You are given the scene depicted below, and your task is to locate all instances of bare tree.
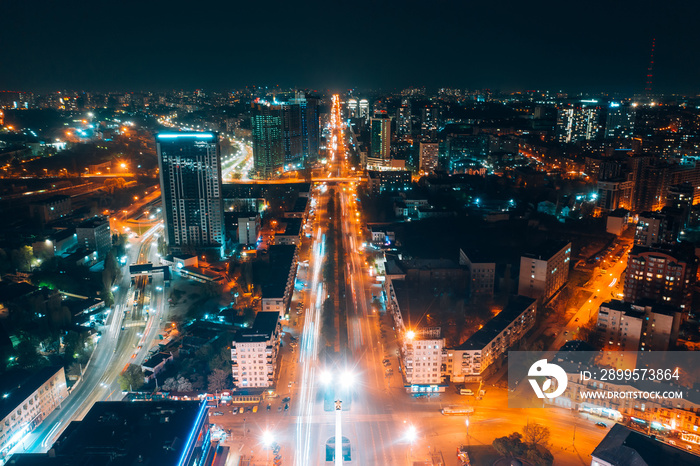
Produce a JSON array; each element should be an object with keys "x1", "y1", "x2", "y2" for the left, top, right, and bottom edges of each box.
[{"x1": 522, "y1": 421, "x2": 550, "y2": 447}]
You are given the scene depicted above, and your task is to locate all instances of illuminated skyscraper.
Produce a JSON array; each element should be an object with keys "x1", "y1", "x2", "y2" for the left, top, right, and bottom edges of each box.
[
  {"x1": 252, "y1": 103, "x2": 284, "y2": 178},
  {"x1": 556, "y1": 102, "x2": 601, "y2": 143},
  {"x1": 156, "y1": 132, "x2": 225, "y2": 255},
  {"x1": 347, "y1": 98, "x2": 358, "y2": 118},
  {"x1": 369, "y1": 113, "x2": 391, "y2": 167},
  {"x1": 359, "y1": 99, "x2": 369, "y2": 121},
  {"x1": 605, "y1": 102, "x2": 636, "y2": 139}
]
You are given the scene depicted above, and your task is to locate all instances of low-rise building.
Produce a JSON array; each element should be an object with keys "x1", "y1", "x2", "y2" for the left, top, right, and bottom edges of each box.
[
  {"x1": 29, "y1": 195, "x2": 72, "y2": 225},
  {"x1": 275, "y1": 218, "x2": 302, "y2": 245},
  {"x1": 0, "y1": 366, "x2": 68, "y2": 459},
  {"x1": 8, "y1": 400, "x2": 211, "y2": 466},
  {"x1": 449, "y1": 296, "x2": 537, "y2": 383},
  {"x1": 605, "y1": 209, "x2": 629, "y2": 236},
  {"x1": 230, "y1": 311, "x2": 281, "y2": 389},
  {"x1": 518, "y1": 241, "x2": 571, "y2": 302},
  {"x1": 283, "y1": 197, "x2": 308, "y2": 219},
  {"x1": 141, "y1": 351, "x2": 173, "y2": 382},
  {"x1": 75, "y1": 216, "x2": 112, "y2": 259},
  {"x1": 459, "y1": 247, "x2": 496, "y2": 297}
]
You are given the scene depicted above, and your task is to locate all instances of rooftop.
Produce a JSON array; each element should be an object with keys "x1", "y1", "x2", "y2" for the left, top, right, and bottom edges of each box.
[
  {"x1": 76, "y1": 216, "x2": 109, "y2": 230},
  {"x1": 592, "y1": 424, "x2": 700, "y2": 466},
  {"x1": 235, "y1": 311, "x2": 279, "y2": 343},
  {"x1": 522, "y1": 241, "x2": 570, "y2": 261},
  {"x1": 454, "y1": 296, "x2": 536, "y2": 351},
  {"x1": 9, "y1": 400, "x2": 208, "y2": 466},
  {"x1": 0, "y1": 366, "x2": 64, "y2": 421}
]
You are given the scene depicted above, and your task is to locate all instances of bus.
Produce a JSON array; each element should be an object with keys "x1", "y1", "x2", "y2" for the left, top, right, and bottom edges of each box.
[{"x1": 441, "y1": 406, "x2": 474, "y2": 415}]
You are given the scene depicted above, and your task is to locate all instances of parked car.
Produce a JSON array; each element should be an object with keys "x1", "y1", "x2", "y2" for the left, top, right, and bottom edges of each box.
[{"x1": 595, "y1": 422, "x2": 607, "y2": 428}]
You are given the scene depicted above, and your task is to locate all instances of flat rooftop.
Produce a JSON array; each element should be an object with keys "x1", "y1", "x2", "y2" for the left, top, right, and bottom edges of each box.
[
  {"x1": 9, "y1": 401, "x2": 208, "y2": 466},
  {"x1": 0, "y1": 366, "x2": 64, "y2": 421},
  {"x1": 454, "y1": 296, "x2": 536, "y2": 351},
  {"x1": 235, "y1": 311, "x2": 279, "y2": 343}
]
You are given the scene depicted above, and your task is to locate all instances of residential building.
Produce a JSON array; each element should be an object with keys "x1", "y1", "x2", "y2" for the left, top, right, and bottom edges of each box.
[
  {"x1": 596, "y1": 178, "x2": 634, "y2": 213},
  {"x1": 604, "y1": 102, "x2": 636, "y2": 139},
  {"x1": 459, "y1": 247, "x2": 496, "y2": 297},
  {"x1": 367, "y1": 170, "x2": 412, "y2": 194},
  {"x1": 156, "y1": 132, "x2": 225, "y2": 256},
  {"x1": 517, "y1": 242, "x2": 571, "y2": 301},
  {"x1": 275, "y1": 218, "x2": 302, "y2": 246},
  {"x1": 236, "y1": 212, "x2": 260, "y2": 246},
  {"x1": 230, "y1": 311, "x2": 281, "y2": 389},
  {"x1": 283, "y1": 197, "x2": 308, "y2": 219},
  {"x1": 606, "y1": 209, "x2": 630, "y2": 236},
  {"x1": 597, "y1": 299, "x2": 681, "y2": 353},
  {"x1": 75, "y1": 216, "x2": 111, "y2": 259},
  {"x1": 261, "y1": 245, "x2": 297, "y2": 315},
  {"x1": 556, "y1": 103, "x2": 601, "y2": 143},
  {"x1": 0, "y1": 366, "x2": 68, "y2": 459},
  {"x1": 8, "y1": 401, "x2": 211, "y2": 466},
  {"x1": 449, "y1": 296, "x2": 536, "y2": 382},
  {"x1": 347, "y1": 98, "x2": 358, "y2": 118},
  {"x1": 358, "y1": 99, "x2": 369, "y2": 121},
  {"x1": 251, "y1": 103, "x2": 284, "y2": 179},
  {"x1": 634, "y1": 210, "x2": 685, "y2": 247},
  {"x1": 385, "y1": 278, "x2": 446, "y2": 393},
  {"x1": 368, "y1": 114, "x2": 391, "y2": 168},
  {"x1": 624, "y1": 243, "x2": 697, "y2": 310},
  {"x1": 419, "y1": 141, "x2": 439, "y2": 174}
]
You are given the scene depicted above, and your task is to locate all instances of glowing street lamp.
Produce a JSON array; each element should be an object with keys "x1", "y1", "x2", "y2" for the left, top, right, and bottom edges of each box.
[{"x1": 406, "y1": 330, "x2": 415, "y2": 341}]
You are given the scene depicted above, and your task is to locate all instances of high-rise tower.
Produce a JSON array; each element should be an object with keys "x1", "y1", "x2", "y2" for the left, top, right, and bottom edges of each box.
[{"x1": 156, "y1": 132, "x2": 225, "y2": 255}]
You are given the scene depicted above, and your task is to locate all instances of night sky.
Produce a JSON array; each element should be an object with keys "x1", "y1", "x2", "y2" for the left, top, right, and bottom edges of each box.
[{"x1": 1, "y1": 0, "x2": 698, "y2": 94}]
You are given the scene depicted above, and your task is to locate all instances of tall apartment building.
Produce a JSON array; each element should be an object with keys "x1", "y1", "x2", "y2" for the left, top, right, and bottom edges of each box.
[
  {"x1": 0, "y1": 366, "x2": 68, "y2": 457},
  {"x1": 251, "y1": 103, "x2": 284, "y2": 179},
  {"x1": 517, "y1": 242, "x2": 571, "y2": 301},
  {"x1": 368, "y1": 114, "x2": 391, "y2": 168},
  {"x1": 556, "y1": 103, "x2": 601, "y2": 143},
  {"x1": 156, "y1": 132, "x2": 224, "y2": 255},
  {"x1": 230, "y1": 311, "x2": 281, "y2": 389},
  {"x1": 76, "y1": 216, "x2": 112, "y2": 259},
  {"x1": 604, "y1": 102, "x2": 636, "y2": 139},
  {"x1": 347, "y1": 98, "x2": 358, "y2": 118},
  {"x1": 358, "y1": 99, "x2": 369, "y2": 121},
  {"x1": 419, "y1": 141, "x2": 439, "y2": 174},
  {"x1": 237, "y1": 212, "x2": 260, "y2": 246},
  {"x1": 624, "y1": 243, "x2": 697, "y2": 310}
]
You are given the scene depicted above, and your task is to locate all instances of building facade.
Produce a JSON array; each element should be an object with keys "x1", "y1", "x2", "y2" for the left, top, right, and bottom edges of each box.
[
  {"x1": 517, "y1": 242, "x2": 571, "y2": 301},
  {"x1": 419, "y1": 141, "x2": 439, "y2": 174},
  {"x1": 251, "y1": 103, "x2": 284, "y2": 179},
  {"x1": 156, "y1": 132, "x2": 225, "y2": 255},
  {"x1": 76, "y1": 216, "x2": 112, "y2": 259},
  {"x1": 623, "y1": 244, "x2": 697, "y2": 311},
  {"x1": 230, "y1": 311, "x2": 281, "y2": 389},
  {"x1": 0, "y1": 366, "x2": 68, "y2": 460},
  {"x1": 449, "y1": 296, "x2": 536, "y2": 383}
]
